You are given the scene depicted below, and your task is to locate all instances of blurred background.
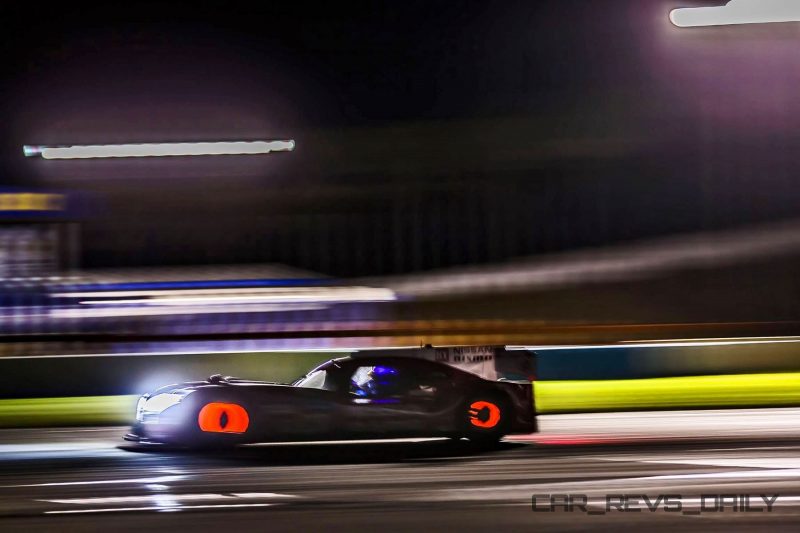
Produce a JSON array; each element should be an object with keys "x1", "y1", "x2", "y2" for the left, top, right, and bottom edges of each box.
[{"x1": 0, "y1": 0, "x2": 798, "y2": 417}]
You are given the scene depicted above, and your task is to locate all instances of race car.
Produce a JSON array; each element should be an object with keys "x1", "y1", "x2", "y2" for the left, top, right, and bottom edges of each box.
[{"x1": 124, "y1": 354, "x2": 536, "y2": 447}]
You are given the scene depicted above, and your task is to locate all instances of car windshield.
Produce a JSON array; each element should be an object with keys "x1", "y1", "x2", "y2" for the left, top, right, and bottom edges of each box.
[
  {"x1": 294, "y1": 369, "x2": 329, "y2": 389},
  {"x1": 292, "y1": 360, "x2": 341, "y2": 390}
]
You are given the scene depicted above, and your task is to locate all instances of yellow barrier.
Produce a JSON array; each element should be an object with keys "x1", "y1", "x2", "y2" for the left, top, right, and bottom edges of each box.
[
  {"x1": 535, "y1": 373, "x2": 800, "y2": 413},
  {"x1": 0, "y1": 396, "x2": 137, "y2": 428}
]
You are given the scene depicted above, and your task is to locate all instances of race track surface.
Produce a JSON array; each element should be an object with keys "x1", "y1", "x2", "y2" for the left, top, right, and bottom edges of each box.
[{"x1": 3, "y1": 409, "x2": 800, "y2": 532}]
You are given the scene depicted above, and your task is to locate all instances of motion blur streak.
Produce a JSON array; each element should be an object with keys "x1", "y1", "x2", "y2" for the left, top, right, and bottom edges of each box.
[
  {"x1": 509, "y1": 336, "x2": 800, "y2": 350},
  {"x1": 525, "y1": 408, "x2": 800, "y2": 443},
  {"x1": 42, "y1": 494, "x2": 233, "y2": 505},
  {"x1": 22, "y1": 140, "x2": 295, "y2": 159},
  {"x1": 76, "y1": 289, "x2": 397, "y2": 305},
  {"x1": 50, "y1": 285, "x2": 396, "y2": 317},
  {"x1": 533, "y1": 374, "x2": 800, "y2": 413},
  {"x1": 55, "y1": 286, "x2": 396, "y2": 301},
  {"x1": 671, "y1": 0, "x2": 800, "y2": 28},
  {"x1": 623, "y1": 336, "x2": 800, "y2": 343},
  {"x1": 387, "y1": 218, "x2": 800, "y2": 297},
  {"x1": 5, "y1": 475, "x2": 185, "y2": 488},
  {"x1": 45, "y1": 504, "x2": 275, "y2": 514},
  {"x1": 0, "y1": 348, "x2": 358, "y2": 360},
  {"x1": 52, "y1": 304, "x2": 329, "y2": 318}
]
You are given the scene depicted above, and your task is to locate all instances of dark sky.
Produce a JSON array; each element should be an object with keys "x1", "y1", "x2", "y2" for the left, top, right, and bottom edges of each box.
[
  {"x1": 1, "y1": 1, "x2": 799, "y2": 276},
  {"x1": 0, "y1": 1, "x2": 636, "y2": 137}
]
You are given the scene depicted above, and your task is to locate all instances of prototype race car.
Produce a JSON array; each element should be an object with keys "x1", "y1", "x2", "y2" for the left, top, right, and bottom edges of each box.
[{"x1": 124, "y1": 355, "x2": 536, "y2": 447}]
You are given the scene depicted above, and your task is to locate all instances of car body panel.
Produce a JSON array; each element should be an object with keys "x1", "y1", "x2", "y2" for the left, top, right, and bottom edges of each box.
[{"x1": 126, "y1": 355, "x2": 536, "y2": 446}]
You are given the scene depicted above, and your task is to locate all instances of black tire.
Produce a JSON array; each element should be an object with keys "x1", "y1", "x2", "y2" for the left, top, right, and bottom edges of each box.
[{"x1": 460, "y1": 394, "x2": 509, "y2": 446}]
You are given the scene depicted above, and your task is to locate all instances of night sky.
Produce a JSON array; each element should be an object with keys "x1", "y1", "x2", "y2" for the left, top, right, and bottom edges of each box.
[{"x1": 1, "y1": 1, "x2": 799, "y2": 276}]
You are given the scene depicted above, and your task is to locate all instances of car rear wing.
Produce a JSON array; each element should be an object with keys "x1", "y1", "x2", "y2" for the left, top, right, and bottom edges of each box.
[{"x1": 356, "y1": 345, "x2": 536, "y2": 383}]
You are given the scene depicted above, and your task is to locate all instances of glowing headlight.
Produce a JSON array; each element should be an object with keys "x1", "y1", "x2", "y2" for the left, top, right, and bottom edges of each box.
[
  {"x1": 137, "y1": 389, "x2": 195, "y2": 422},
  {"x1": 135, "y1": 395, "x2": 148, "y2": 421}
]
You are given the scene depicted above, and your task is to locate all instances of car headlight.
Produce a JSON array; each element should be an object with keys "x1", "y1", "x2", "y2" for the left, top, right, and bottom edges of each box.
[
  {"x1": 137, "y1": 389, "x2": 195, "y2": 422},
  {"x1": 135, "y1": 395, "x2": 148, "y2": 421}
]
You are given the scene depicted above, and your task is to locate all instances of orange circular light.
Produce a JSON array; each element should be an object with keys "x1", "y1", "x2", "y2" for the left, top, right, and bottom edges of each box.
[
  {"x1": 198, "y1": 403, "x2": 250, "y2": 433},
  {"x1": 469, "y1": 401, "x2": 501, "y2": 429}
]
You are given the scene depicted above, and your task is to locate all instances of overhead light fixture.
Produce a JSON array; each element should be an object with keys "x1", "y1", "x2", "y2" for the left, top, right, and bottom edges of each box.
[
  {"x1": 52, "y1": 286, "x2": 396, "y2": 303},
  {"x1": 670, "y1": 0, "x2": 800, "y2": 28},
  {"x1": 23, "y1": 140, "x2": 295, "y2": 160}
]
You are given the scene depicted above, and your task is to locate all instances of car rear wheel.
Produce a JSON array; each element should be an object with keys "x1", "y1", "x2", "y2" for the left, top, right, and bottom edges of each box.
[{"x1": 461, "y1": 395, "x2": 508, "y2": 446}]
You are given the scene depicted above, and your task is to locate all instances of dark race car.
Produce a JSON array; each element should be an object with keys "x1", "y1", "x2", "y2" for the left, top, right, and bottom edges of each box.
[{"x1": 124, "y1": 355, "x2": 537, "y2": 448}]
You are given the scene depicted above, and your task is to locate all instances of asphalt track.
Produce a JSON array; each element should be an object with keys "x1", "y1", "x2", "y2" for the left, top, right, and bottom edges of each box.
[{"x1": 3, "y1": 409, "x2": 800, "y2": 531}]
